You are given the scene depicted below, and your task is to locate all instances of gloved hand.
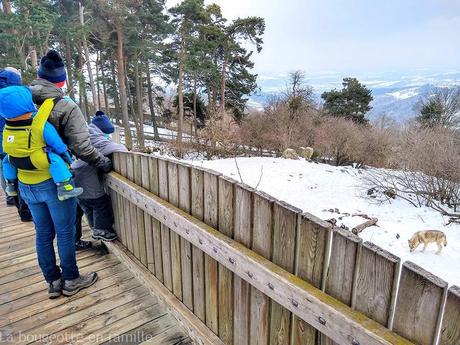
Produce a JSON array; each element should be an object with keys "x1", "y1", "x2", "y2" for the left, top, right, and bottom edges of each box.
[
  {"x1": 61, "y1": 151, "x2": 74, "y2": 165},
  {"x1": 95, "y1": 156, "x2": 113, "y2": 173}
]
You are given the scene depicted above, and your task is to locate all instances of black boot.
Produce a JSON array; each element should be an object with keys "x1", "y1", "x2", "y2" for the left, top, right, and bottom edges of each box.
[{"x1": 75, "y1": 239, "x2": 93, "y2": 251}]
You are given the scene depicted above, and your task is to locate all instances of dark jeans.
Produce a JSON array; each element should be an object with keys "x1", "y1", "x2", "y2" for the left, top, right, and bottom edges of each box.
[
  {"x1": 78, "y1": 194, "x2": 114, "y2": 231},
  {"x1": 19, "y1": 179, "x2": 79, "y2": 282},
  {"x1": 13, "y1": 189, "x2": 32, "y2": 220},
  {"x1": 75, "y1": 203, "x2": 84, "y2": 242}
]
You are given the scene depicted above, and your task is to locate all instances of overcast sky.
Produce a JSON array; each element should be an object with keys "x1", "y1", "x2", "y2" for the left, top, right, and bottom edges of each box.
[{"x1": 166, "y1": 0, "x2": 460, "y2": 77}]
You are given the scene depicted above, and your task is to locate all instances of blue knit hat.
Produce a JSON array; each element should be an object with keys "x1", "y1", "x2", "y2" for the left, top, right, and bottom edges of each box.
[
  {"x1": 0, "y1": 86, "x2": 36, "y2": 119},
  {"x1": 0, "y1": 69, "x2": 21, "y2": 89},
  {"x1": 92, "y1": 110, "x2": 114, "y2": 134},
  {"x1": 38, "y1": 50, "x2": 67, "y2": 85}
]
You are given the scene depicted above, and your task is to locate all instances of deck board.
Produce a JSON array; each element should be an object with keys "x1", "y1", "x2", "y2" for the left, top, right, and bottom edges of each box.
[{"x1": 0, "y1": 195, "x2": 195, "y2": 345}]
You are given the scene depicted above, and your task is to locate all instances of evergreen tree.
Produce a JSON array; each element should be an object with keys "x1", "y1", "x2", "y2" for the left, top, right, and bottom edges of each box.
[
  {"x1": 321, "y1": 78, "x2": 373, "y2": 124},
  {"x1": 416, "y1": 87, "x2": 460, "y2": 128}
]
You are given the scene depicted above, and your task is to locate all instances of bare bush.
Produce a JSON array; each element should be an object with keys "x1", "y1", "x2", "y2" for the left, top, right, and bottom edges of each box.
[
  {"x1": 312, "y1": 117, "x2": 393, "y2": 167},
  {"x1": 364, "y1": 126, "x2": 460, "y2": 223}
]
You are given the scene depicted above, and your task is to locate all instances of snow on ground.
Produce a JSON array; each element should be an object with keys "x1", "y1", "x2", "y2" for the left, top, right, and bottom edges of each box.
[{"x1": 174, "y1": 156, "x2": 460, "y2": 286}]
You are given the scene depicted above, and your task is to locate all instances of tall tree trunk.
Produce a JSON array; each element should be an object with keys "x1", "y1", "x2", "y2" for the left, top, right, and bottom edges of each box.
[
  {"x1": 79, "y1": 2, "x2": 98, "y2": 112},
  {"x1": 29, "y1": 48, "x2": 38, "y2": 70},
  {"x1": 95, "y1": 51, "x2": 102, "y2": 109},
  {"x1": 125, "y1": 60, "x2": 136, "y2": 129},
  {"x1": 64, "y1": 35, "x2": 75, "y2": 99},
  {"x1": 219, "y1": 54, "x2": 228, "y2": 114},
  {"x1": 134, "y1": 59, "x2": 145, "y2": 149},
  {"x1": 146, "y1": 62, "x2": 160, "y2": 141},
  {"x1": 193, "y1": 76, "x2": 198, "y2": 138},
  {"x1": 109, "y1": 57, "x2": 121, "y2": 124},
  {"x1": 177, "y1": 37, "x2": 186, "y2": 144},
  {"x1": 2, "y1": 0, "x2": 12, "y2": 13},
  {"x1": 115, "y1": 26, "x2": 132, "y2": 149},
  {"x1": 100, "y1": 52, "x2": 109, "y2": 111},
  {"x1": 77, "y1": 44, "x2": 89, "y2": 121}
]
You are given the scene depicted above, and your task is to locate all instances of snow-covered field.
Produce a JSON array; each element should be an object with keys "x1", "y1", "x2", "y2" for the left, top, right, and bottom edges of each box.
[{"x1": 173, "y1": 156, "x2": 460, "y2": 286}]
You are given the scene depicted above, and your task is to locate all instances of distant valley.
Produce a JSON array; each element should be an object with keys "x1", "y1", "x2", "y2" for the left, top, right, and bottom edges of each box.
[{"x1": 250, "y1": 70, "x2": 460, "y2": 123}]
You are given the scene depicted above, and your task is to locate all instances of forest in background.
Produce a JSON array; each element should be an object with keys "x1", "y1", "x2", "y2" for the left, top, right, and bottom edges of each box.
[{"x1": 0, "y1": 0, "x2": 265, "y2": 149}]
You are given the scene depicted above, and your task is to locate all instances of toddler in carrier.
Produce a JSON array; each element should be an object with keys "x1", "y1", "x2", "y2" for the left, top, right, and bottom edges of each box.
[{"x1": 0, "y1": 86, "x2": 83, "y2": 201}]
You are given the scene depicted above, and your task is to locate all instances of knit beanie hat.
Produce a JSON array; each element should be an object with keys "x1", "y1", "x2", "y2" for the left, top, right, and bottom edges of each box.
[
  {"x1": 0, "y1": 86, "x2": 36, "y2": 119},
  {"x1": 38, "y1": 50, "x2": 67, "y2": 87},
  {"x1": 92, "y1": 110, "x2": 115, "y2": 134},
  {"x1": 0, "y1": 68, "x2": 21, "y2": 89}
]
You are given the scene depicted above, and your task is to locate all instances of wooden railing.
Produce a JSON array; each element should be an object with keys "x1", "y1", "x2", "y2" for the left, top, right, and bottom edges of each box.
[{"x1": 106, "y1": 152, "x2": 460, "y2": 345}]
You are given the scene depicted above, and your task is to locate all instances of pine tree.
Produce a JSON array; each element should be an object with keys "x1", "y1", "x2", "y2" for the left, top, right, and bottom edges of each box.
[{"x1": 321, "y1": 78, "x2": 373, "y2": 124}]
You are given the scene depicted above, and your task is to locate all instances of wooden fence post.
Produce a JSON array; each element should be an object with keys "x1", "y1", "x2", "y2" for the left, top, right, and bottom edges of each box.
[
  {"x1": 203, "y1": 170, "x2": 220, "y2": 335},
  {"x1": 250, "y1": 191, "x2": 275, "y2": 345},
  {"x1": 440, "y1": 285, "x2": 460, "y2": 345},
  {"x1": 233, "y1": 183, "x2": 254, "y2": 345},
  {"x1": 292, "y1": 213, "x2": 331, "y2": 344},
  {"x1": 269, "y1": 201, "x2": 301, "y2": 345},
  {"x1": 158, "y1": 159, "x2": 173, "y2": 291},
  {"x1": 191, "y1": 167, "x2": 206, "y2": 322},
  {"x1": 352, "y1": 242, "x2": 400, "y2": 328},
  {"x1": 217, "y1": 176, "x2": 236, "y2": 344},
  {"x1": 178, "y1": 163, "x2": 194, "y2": 311},
  {"x1": 393, "y1": 261, "x2": 448, "y2": 345},
  {"x1": 323, "y1": 226, "x2": 362, "y2": 345}
]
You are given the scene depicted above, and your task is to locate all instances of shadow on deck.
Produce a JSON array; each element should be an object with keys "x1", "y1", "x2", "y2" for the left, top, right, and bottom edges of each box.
[{"x1": 0, "y1": 195, "x2": 194, "y2": 345}]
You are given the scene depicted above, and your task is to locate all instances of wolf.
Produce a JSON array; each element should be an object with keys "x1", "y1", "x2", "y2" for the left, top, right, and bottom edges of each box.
[{"x1": 408, "y1": 230, "x2": 447, "y2": 254}]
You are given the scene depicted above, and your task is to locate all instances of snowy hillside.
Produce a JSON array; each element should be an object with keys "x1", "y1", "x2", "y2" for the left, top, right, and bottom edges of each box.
[
  {"x1": 175, "y1": 156, "x2": 460, "y2": 286},
  {"x1": 251, "y1": 70, "x2": 460, "y2": 122}
]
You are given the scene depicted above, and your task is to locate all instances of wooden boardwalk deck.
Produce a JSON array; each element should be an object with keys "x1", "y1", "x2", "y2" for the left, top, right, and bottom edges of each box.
[{"x1": 0, "y1": 195, "x2": 195, "y2": 345}]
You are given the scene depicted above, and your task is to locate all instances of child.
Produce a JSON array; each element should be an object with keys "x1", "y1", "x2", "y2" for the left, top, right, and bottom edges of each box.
[
  {"x1": 72, "y1": 110, "x2": 127, "y2": 241},
  {"x1": 0, "y1": 86, "x2": 83, "y2": 201}
]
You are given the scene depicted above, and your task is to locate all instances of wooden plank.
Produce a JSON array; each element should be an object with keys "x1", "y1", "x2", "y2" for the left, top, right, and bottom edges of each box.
[
  {"x1": 250, "y1": 191, "x2": 275, "y2": 345},
  {"x1": 178, "y1": 163, "x2": 194, "y2": 311},
  {"x1": 106, "y1": 173, "x2": 414, "y2": 345},
  {"x1": 393, "y1": 261, "x2": 448, "y2": 345},
  {"x1": 191, "y1": 167, "x2": 206, "y2": 322},
  {"x1": 104, "y1": 237, "x2": 225, "y2": 345},
  {"x1": 217, "y1": 176, "x2": 236, "y2": 345},
  {"x1": 127, "y1": 154, "x2": 141, "y2": 259},
  {"x1": 120, "y1": 155, "x2": 133, "y2": 251},
  {"x1": 203, "y1": 169, "x2": 219, "y2": 335},
  {"x1": 323, "y1": 227, "x2": 362, "y2": 345},
  {"x1": 114, "y1": 315, "x2": 178, "y2": 345},
  {"x1": 270, "y1": 201, "x2": 300, "y2": 345},
  {"x1": 141, "y1": 155, "x2": 155, "y2": 273},
  {"x1": 325, "y1": 227, "x2": 362, "y2": 305},
  {"x1": 48, "y1": 296, "x2": 158, "y2": 345},
  {"x1": 116, "y1": 152, "x2": 128, "y2": 246},
  {"x1": 292, "y1": 213, "x2": 331, "y2": 345},
  {"x1": 138, "y1": 324, "x2": 190, "y2": 345},
  {"x1": 168, "y1": 161, "x2": 183, "y2": 301},
  {"x1": 232, "y1": 183, "x2": 254, "y2": 345},
  {"x1": 353, "y1": 241, "x2": 400, "y2": 328},
  {"x1": 134, "y1": 153, "x2": 148, "y2": 266},
  {"x1": 8, "y1": 274, "x2": 144, "y2": 335},
  {"x1": 158, "y1": 159, "x2": 173, "y2": 291},
  {"x1": 440, "y1": 285, "x2": 460, "y2": 345},
  {"x1": 148, "y1": 157, "x2": 163, "y2": 281},
  {"x1": 2, "y1": 266, "x2": 130, "y2": 326}
]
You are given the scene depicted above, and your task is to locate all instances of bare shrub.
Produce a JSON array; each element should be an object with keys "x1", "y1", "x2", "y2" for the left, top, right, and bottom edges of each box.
[
  {"x1": 364, "y1": 126, "x2": 460, "y2": 222},
  {"x1": 239, "y1": 101, "x2": 319, "y2": 153}
]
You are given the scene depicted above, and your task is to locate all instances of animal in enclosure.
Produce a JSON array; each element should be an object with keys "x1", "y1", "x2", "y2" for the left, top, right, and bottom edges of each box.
[
  {"x1": 408, "y1": 230, "x2": 447, "y2": 254},
  {"x1": 282, "y1": 148, "x2": 299, "y2": 159},
  {"x1": 297, "y1": 146, "x2": 314, "y2": 159}
]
